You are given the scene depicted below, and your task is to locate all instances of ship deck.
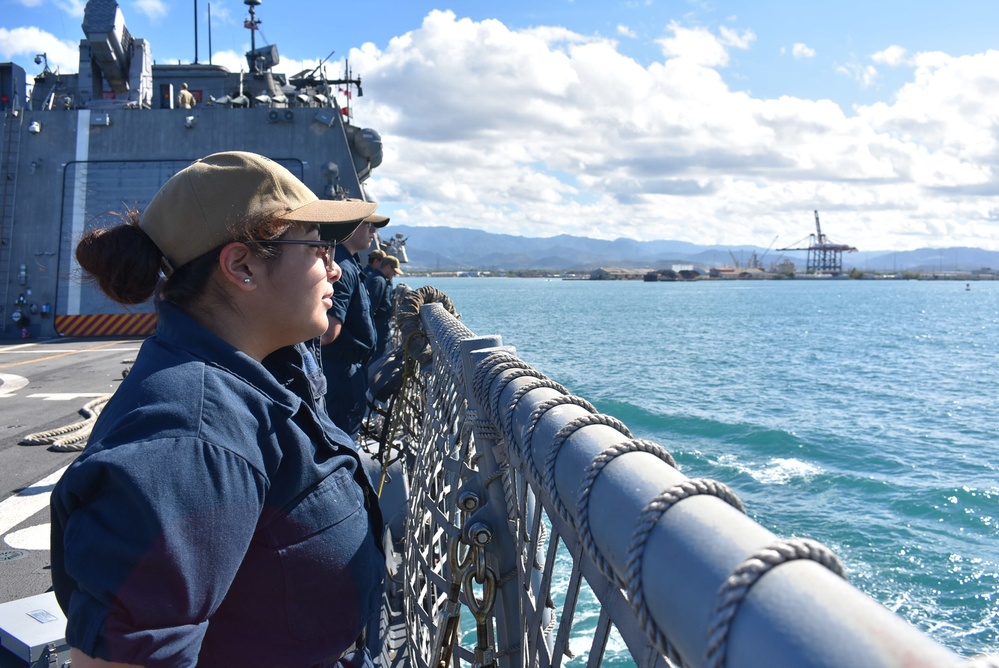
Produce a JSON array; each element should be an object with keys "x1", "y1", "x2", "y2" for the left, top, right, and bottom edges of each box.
[
  {"x1": 0, "y1": 338, "x2": 139, "y2": 666},
  {"x1": 0, "y1": 338, "x2": 411, "y2": 668}
]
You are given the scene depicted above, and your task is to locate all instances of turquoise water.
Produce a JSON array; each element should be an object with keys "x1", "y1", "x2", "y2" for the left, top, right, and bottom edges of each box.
[{"x1": 405, "y1": 276, "x2": 999, "y2": 658}]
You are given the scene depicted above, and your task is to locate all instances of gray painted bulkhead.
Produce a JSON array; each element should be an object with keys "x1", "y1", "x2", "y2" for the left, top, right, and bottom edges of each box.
[
  {"x1": 1, "y1": 99, "x2": 371, "y2": 338},
  {"x1": 1, "y1": 0, "x2": 380, "y2": 338}
]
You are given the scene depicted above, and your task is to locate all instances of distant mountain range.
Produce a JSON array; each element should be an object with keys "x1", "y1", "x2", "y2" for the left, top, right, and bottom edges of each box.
[{"x1": 387, "y1": 225, "x2": 999, "y2": 273}]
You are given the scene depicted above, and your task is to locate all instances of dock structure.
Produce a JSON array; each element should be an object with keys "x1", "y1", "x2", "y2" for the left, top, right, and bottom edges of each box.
[{"x1": 778, "y1": 210, "x2": 857, "y2": 275}]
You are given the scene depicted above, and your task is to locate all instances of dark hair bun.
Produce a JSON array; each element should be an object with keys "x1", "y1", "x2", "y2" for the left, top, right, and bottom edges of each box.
[{"x1": 76, "y1": 218, "x2": 162, "y2": 305}]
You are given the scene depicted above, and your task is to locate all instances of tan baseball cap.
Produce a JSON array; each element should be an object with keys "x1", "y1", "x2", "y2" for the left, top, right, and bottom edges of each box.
[
  {"x1": 141, "y1": 151, "x2": 377, "y2": 272},
  {"x1": 383, "y1": 255, "x2": 403, "y2": 274},
  {"x1": 364, "y1": 214, "x2": 390, "y2": 228}
]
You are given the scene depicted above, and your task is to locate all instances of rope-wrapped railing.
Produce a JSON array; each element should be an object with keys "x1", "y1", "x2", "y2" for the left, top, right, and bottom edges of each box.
[{"x1": 398, "y1": 295, "x2": 984, "y2": 668}]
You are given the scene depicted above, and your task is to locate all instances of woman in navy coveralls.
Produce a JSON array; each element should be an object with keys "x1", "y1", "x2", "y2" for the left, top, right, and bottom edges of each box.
[{"x1": 50, "y1": 152, "x2": 385, "y2": 668}]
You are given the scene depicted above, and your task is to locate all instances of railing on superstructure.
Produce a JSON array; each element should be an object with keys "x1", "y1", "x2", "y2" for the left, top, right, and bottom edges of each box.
[{"x1": 375, "y1": 285, "x2": 982, "y2": 668}]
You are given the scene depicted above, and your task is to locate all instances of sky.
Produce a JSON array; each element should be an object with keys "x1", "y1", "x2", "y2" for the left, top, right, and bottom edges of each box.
[{"x1": 4, "y1": 0, "x2": 999, "y2": 251}]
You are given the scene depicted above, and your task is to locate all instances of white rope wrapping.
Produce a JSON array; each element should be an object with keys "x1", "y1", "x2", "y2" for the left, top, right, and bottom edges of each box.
[
  {"x1": 502, "y1": 378, "x2": 568, "y2": 453},
  {"x1": 471, "y1": 351, "x2": 527, "y2": 417},
  {"x1": 542, "y1": 413, "x2": 632, "y2": 524},
  {"x1": 576, "y1": 439, "x2": 678, "y2": 587},
  {"x1": 704, "y1": 538, "x2": 846, "y2": 668},
  {"x1": 488, "y1": 367, "x2": 548, "y2": 421},
  {"x1": 521, "y1": 395, "x2": 596, "y2": 484},
  {"x1": 625, "y1": 478, "x2": 745, "y2": 664}
]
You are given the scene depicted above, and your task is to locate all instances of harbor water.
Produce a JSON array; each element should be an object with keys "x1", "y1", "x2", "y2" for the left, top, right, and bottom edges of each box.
[{"x1": 403, "y1": 276, "x2": 998, "y2": 660}]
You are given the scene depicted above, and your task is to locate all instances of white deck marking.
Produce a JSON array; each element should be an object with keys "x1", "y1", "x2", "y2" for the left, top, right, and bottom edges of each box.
[
  {"x1": 0, "y1": 347, "x2": 142, "y2": 355},
  {"x1": 5, "y1": 524, "x2": 50, "y2": 551},
  {"x1": 0, "y1": 373, "x2": 29, "y2": 397},
  {"x1": 0, "y1": 343, "x2": 39, "y2": 352},
  {"x1": 0, "y1": 466, "x2": 69, "y2": 540},
  {"x1": 27, "y1": 393, "x2": 110, "y2": 401}
]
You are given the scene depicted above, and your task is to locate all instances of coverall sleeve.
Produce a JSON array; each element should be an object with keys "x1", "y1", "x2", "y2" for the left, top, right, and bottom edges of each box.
[{"x1": 53, "y1": 438, "x2": 266, "y2": 667}]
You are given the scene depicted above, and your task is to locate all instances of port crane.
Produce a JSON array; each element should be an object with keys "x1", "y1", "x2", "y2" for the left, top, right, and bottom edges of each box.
[
  {"x1": 758, "y1": 235, "x2": 779, "y2": 269},
  {"x1": 778, "y1": 211, "x2": 857, "y2": 274}
]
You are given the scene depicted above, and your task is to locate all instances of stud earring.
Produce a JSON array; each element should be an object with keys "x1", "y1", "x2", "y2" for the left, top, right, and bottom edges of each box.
[{"x1": 243, "y1": 278, "x2": 251, "y2": 284}]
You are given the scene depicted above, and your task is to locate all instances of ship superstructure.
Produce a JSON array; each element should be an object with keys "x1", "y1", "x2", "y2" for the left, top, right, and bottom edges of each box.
[{"x1": 0, "y1": 0, "x2": 383, "y2": 338}]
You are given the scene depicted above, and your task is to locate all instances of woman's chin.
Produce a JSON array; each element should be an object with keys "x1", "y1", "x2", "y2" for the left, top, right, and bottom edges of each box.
[{"x1": 310, "y1": 317, "x2": 330, "y2": 339}]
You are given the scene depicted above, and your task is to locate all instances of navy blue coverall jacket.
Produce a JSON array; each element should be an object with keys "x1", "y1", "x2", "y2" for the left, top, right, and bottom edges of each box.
[
  {"x1": 321, "y1": 245, "x2": 376, "y2": 437},
  {"x1": 51, "y1": 302, "x2": 385, "y2": 667}
]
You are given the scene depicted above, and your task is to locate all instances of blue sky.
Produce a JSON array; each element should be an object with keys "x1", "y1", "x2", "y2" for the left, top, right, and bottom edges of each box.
[{"x1": 4, "y1": 0, "x2": 999, "y2": 251}]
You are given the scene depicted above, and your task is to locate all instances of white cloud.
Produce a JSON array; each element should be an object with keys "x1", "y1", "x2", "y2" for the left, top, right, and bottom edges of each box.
[
  {"x1": 656, "y1": 22, "x2": 731, "y2": 68},
  {"x1": 617, "y1": 24, "x2": 637, "y2": 39},
  {"x1": 836, "y1": 61, "x2": 878, "y2": 88},
  {"x1": 7, "y1": 11, "x2": 999, "y2": 251},
  {"x1": 791, "y1": 43, "x2": 815, "y2": 59},
  {"x1": 348, "y1": 13, "x2": 999, "y2": 251},
  {"x1": 208, "y1": 49, "x2": 245, "y2": 72},
  {"x1": 0, "y1": 27, "x2": 78, "y2": 73},
  {"x1": 871, "y1": 45, "x2": 908, "y2": 66},
  {"x1": 208, "y1": 3, "x2": 233, "y2": 26},
  {"x1": 134, "y1": 0, "x2": 168, "y2": 21},
  {"x1": 860, "y1": 50, "x2": 999, "y2": 168},
  {"x1": 54, "y1": 0, "x2": 85, "y2": 17},
  {"x1": 718, "y1": 25, "x2": 755, "y2": 50}
]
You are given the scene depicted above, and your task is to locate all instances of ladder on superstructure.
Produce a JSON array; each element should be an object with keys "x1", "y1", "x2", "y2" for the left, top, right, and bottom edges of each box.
[{"x1": 0, "y1": 106, "x2": 24, "y2": 333}]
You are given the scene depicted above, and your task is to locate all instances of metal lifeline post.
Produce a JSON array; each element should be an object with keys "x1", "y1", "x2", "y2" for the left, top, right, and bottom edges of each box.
[
  {"x1": 413, "y1": 304, "x2": 524, "y2": 668},
  {"x1": 467, "y1": 348, "x2": 558, "y2": 666},
  {"x1": 505, "y1": 450, "x2": 553, "y2": 663},
  {"x1": 459, "y1": 337, "x2": 524, "y2": 668}
]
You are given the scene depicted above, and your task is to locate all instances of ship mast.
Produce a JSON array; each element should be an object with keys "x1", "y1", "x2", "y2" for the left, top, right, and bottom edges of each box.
[
  {"x1": 244, "y1": 0, "x2": 261, "y2": 55},
  {"x1": 193, "y1": 0, "x2": 199, "y2": 64},
  {"x1": 208, "y1": 2, "x2": 213, "y2": 65}
]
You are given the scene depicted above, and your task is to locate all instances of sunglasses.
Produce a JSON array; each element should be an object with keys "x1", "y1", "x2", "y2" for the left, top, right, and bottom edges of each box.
[{"x1": 254, "y1": 239, "x2": 337, "y2": 271}]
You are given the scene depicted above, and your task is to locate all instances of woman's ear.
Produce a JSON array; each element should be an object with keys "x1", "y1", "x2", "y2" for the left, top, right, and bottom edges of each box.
[{"x1": 218, "y1": 241, "x2": 260, "y2": 290}]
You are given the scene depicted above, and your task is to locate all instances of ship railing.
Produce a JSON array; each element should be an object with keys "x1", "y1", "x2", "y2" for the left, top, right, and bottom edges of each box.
[{"x1": 381, "y1": 286, "x2": 976, "y2": 668}]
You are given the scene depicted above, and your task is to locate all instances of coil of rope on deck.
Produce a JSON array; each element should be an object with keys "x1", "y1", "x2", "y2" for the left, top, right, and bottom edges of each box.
[{"x1": 19, "y1": 394, "x2": 112, "y2": 451}]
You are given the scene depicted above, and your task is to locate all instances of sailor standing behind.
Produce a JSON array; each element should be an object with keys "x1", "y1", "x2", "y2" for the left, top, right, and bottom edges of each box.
[
  {"x1": 363, "y1": 247, "x2": 386, "y2": 283},
  {"x1": 321, "y1": 214, "x2": 388, "y2": 438},
  {"x1": 50, "y1": 151, "x2": 385, "y2": 668},
  {"x1": 177, "y1": 82, "x2": 196, "y2": 109},
  {"x1": 365, "y1": 254, "x2": 403, "y2": 362}
]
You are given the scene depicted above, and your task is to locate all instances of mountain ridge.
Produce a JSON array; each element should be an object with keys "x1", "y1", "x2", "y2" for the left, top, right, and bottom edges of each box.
[{"x1": 386, "y1": 225, "x2": 999, "y2": 273}]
